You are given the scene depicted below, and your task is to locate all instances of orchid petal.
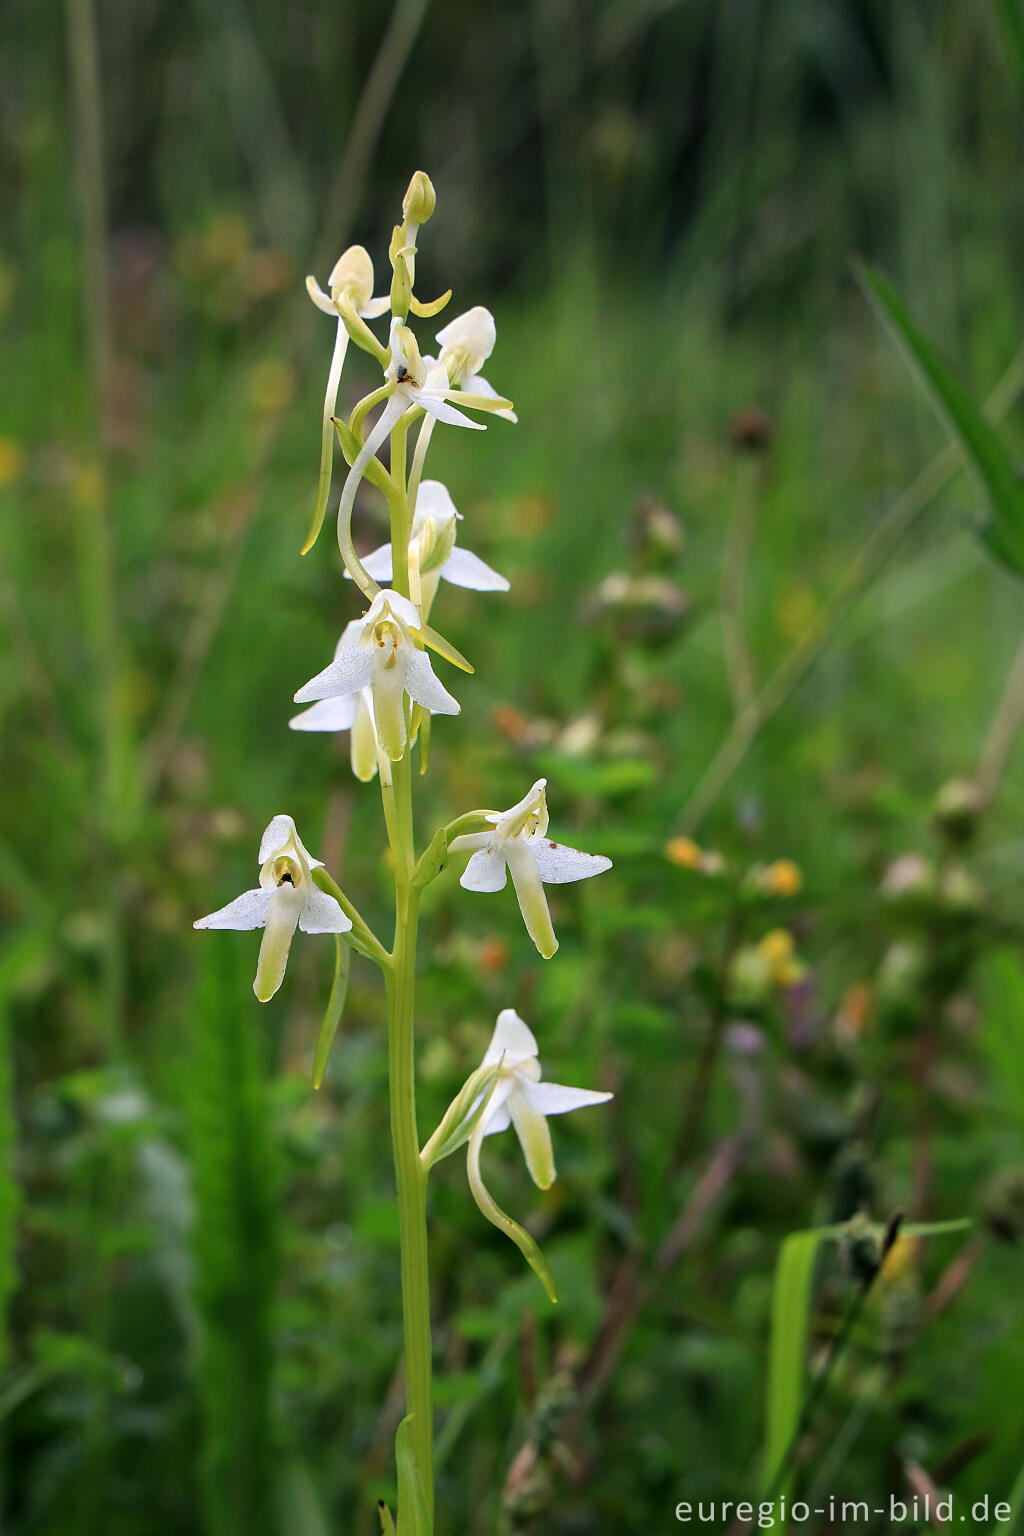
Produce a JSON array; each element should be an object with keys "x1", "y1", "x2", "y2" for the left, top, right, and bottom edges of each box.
[
  {"x1": 436, "y1": 306, "x2": 496, "y2": 371},
  {"x1": 259, "y1": 814, "x2": 299, "y2": 863},
  {"x1": 460, "y1": 848, "x2": 508, "y2": 893},
  {"x1": 289, "y1": 695, "x2": 360, "y2": 733},
  {"x1": 193, "y1": 888, "x2": 271, "y2": 931},
  {"x1": 369, "y1": 656, "x2": 409, "y2": 762},
  {"x1": 527, "y1": 841, "x2": 612, "y2": 885},
  {"x1": 414, "y1": 479, "x2": 460, "y2": 524},
  {"x1": 463, "y1": 370, "x2": 518, "y2": 423},
  {"x1": 484, "y1": 1009, "x2": 539, "y2": 1067},
  {"x1": 361, "y1": 295, "x2": 391, "y2": 319},
  {"x1": 253, "y1": 885, "x2": 303, "y2": 1001},
  {"x1": 403, "y1": 648, "x2": 460, "y2": 716},
  {"x1": 441, "y1": 546, "x2": 510, "y2": 592},
  {"x1": 417, "y1": 393, "x2": 486, "y2": 429},
  {"x1": 293, "y1": 646, "x2": 372, "y2": 704},
  {"x1": 299, "y1": 888, "x2": 353, "y2": 935},
  {"x1": 508, "y1": 1090, "x2": 556, "y2": 1189},
  {"x1": 520, "y1": 1081, "x2": 614, "y2": 1117},
  {"x1": 305, "y1": 275, "x2": 336, "y2": 316},
  {"x1": 506, "y1": 840, "x2": 558, "y2": 958},
  {"x1": 343, "y1": 543, "x2": 393, "y2": 582},
  {"x1": 351, "y1": 691, "x2": 380, "y2": 782},
  {"x1": 481, "y1": 1104, "x2": 512, "y2": 1136}
]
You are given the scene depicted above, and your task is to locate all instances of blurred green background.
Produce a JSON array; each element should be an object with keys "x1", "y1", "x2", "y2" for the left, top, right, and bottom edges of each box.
[{"x1": 4, "y1": 0, "x2": 1024, "y2": 1531}]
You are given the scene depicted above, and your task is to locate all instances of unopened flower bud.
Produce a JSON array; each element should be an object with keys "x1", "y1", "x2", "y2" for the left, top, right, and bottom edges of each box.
[
  {"x1": 880, "y1": 853, "x2": 937, "y2": 911},
  {"x1": 875, "y1": 940, "x2": 927, "y2": 1031},
  {"x1": 838, "y1": 1211, "x2": 882, "y2": 1284},
  {"x1": 403, "y1": 170, "x2": 436, "y2": 228},
  {"x1": 932, "y1": 776, "x2": 984, "y2": 844},
  {"x1": 938, "y1": 862, "x2": 981, "y2": 918},
  {"x1": 728, "y1": 945, "x2": 773, "y2": 1008}
]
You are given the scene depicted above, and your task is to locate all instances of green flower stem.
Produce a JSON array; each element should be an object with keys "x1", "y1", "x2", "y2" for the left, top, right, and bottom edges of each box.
[
  {"x1": 385, "y1": 845, "x2": 432, "y2": 1521},
  {"x1": 380, "y1": 408, "x2": 434, "y2": 1522}
]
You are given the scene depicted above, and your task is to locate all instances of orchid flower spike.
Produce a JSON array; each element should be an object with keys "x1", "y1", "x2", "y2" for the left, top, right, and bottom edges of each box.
[
  {"x1": 293, "y1": 589, "x2": 458, "y2": 762},
  {"x1": 464, "y1": 1009, "x2": 612, "y2": 1300},
  {"x1": 434, "y1": 306, "x2": 517, "y2": 423},
  {"x1": 194, "y1": 815, "x2": 351, "y2": 1002},
  {"x1": 449, "y1": 780, "x2": 611, "y2": 958},
  {"x1": 347, "y1": 479, "x2": 508, "y2": 611},
  {"x1": 303, "y1": 246, "x2": 392, "y2": 556}
]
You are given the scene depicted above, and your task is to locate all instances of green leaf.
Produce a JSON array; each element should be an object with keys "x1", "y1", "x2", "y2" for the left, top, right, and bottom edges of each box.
[
  {"x1": 976, "y1": 948, "x2": 1024, "y2": 1129},
  {"x1": 312, "y1": 936, "x2": 351, "y2": 1090},
  {"x1": 855, "y1": 260, "x2": 1024, "y2": 577},
  {"x1": 395, "y1": 1415, "x2": 432, "y2": 1536},
  {"x1": 990, "y1": 0, "x2": 1024, "y2": 106},
  {"x1": 761, "y1": 1229, "x2": 821, "y2": 1497}
]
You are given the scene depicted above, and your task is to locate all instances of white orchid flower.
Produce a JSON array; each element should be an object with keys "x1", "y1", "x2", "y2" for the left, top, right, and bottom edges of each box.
[
  {"x1": 474, "y1": 1010, "x2": 612, "y2": 1187},
  {"x1": 306, "y1": 244, "x2": 392, "y2": 323},
  {"x1": 290, "y1": 625, "x2": 383, "y2": 782},
  {"x1": 193, "y1": 815, "x2": 351, "y2": 1002},
  {"x1": 293, "y1": 589, "x2": 458, "y2": 762},
  {"x1": 348, "y1": 479, "x2": 508, "y2": 609},
  {"x1": 303, "y1": 246, "x2": 392, "y2": 554},
  {"x1": 461, "y1": 1009, "x2": 611, "y2": 1301},
  {"x1": 449, "y1": 779, "x2": 611, "y2": 958},
  {"x1": 434, "y1": 306, "x2": 517, "y2": 424}
]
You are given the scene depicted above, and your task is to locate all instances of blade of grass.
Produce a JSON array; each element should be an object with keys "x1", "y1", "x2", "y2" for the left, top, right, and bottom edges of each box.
[
  {"x1": 855, "y1": 260, "x2": 1024, "y2": 577},
  {"x1": 762, "y1": 1229, "x2": 821, "y2": 1498}
]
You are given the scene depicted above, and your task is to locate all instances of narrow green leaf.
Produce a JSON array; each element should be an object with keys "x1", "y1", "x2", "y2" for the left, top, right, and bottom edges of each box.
[
  {"x1": 762, "y1": 1229, "x2": 821, "y2": 1497},
  {"x1": 855, "y1": 260, "x2": 1024, "y2": 577},
  {"x1": 312, "y1": 936, "x2": 351, "y2": 1090},
  {"x1": 990, "y1": 0, "x2": 1024, "y2": 106},
  {"x1": 976, "y1": 948, "x2": 1024, "y2": 1129},
  {"x1": 395, "y1": 1414, "x2": 432, "y2": 1536}
]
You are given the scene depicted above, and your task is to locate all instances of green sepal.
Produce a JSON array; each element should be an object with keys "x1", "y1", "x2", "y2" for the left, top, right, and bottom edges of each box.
[
  {"x1": 453, "y1": 391, "x2": 515, "y2": 415},
  {"x1": 420, "y1": 1063, "x2": 501, "y2": 1170},
  {"x1": 312, "y1": 935, "x2": 351, "y2": 1090},
  {"x1": 409, "y1": 289, "x2": 452, "y2": 319},
  {"x1": 415, "y1": 624, "x2": 474, "y2": 675},
  {"x1": 332, "y1": 418, "x2": 394, "y2": 498},
  {"x1": 395, "y1": 1415, "x2": 432, "y2": 1536},
  {"x1": 411, "y1": 827, "x2": 448, "y2": 891}
]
